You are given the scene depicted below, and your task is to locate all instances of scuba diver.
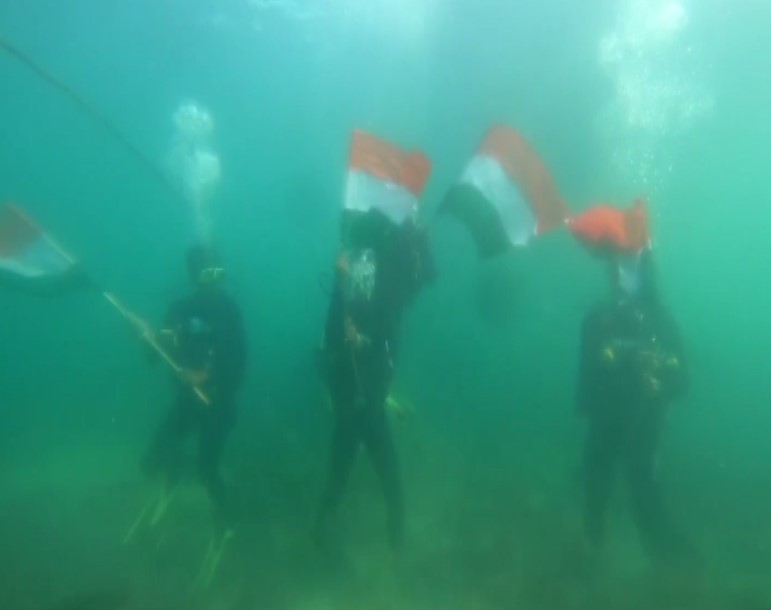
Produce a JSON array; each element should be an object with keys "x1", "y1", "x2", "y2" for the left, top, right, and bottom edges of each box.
[
  {"x1": 576, "y1": 250, "x2": 694, "y2": 565},
  {"x1": 314, "y1": 209, "x2": 435, "y2": 557},
  {"x1": 141, "y1": 245, "x2": 246, "y2": 525}
]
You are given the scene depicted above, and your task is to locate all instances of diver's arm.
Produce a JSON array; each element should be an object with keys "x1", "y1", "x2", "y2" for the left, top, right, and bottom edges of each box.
[
  {"x1": 417, "y1": 230, "x2": 438, "y2": 287},
  {"x1": 232, "y1": 305, "x2": 248, "y2": 389},
  {"x1": 163, "y1": 300, "x2": 182, "y2": 333},
  {"x1": 576, "y1": 308, "x2": 604, "y2": 415},
  {"x1": 148, "y1": 301, "x2": 182, "y2": 369},
  {"x1": 324, "y1": 281, "x2": 347, "y2": 355},
  {"x1": 401, "y1": 227, "x2": 437, "y2": 304},
  {"x1": 210, "y1": 299, "x2": 247, "y2": 398},
  {"x1": 137, "y1": 301, "x2": 176, "y2": 366},
  {"x1": 660, "y1": 312, "x2": 689, "y2": 402},
  {"x1": 158, "y1": 301, "x2": 184, "y2": 353},
  {"x1": 222, "y1": 302, "x2": 248, "y2": 392}
]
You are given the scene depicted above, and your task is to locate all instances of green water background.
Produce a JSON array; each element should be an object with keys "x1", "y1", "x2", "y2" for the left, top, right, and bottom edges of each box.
[{"x1": 0, "y1": 0, "x2": 770, "y2": 608}]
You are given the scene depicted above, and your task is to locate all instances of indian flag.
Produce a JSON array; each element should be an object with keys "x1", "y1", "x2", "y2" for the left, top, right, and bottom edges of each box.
[
  {"x1": 443, "y1": 125, "x2": 570, "y2": 258},
  {"x1": 345, "y1": 130, "x2": 432, "y2": 225},
  {"x1": 0, "y1": 203, "x2": 78, "y2": 292},
  {"x1": 568, "y1": 199, "x2": 651, "y2": 256}
]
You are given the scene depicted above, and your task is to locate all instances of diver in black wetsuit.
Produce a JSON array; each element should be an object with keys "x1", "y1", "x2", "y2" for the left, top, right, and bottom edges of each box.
[
  {"x1": 314, "y1": 210, "x2": 435, "y2": 555},
  {"x1": 142, "y1": 245, "x2": 246, "y2": 523},
  {"x1": 577, "y1": 251, "x2": 693, "y2": 564}
]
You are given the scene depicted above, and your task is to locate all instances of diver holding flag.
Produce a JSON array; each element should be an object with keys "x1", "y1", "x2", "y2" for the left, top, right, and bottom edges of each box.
[
  {"x1": 0, "y1": 202, "x2": 232, "y2": 580},
  {"x1": 314, "y1": 131, "x2": 436, "y2": 559},
  {"x1": 130, "y1": 245, "x2": 245, "y2": 588},
  {"x1": 123, "y1": 101, "x2": 240, "y2": 586},
  {"x1": 569, "y1": 201, "x2": 698, "y2": 568},
  {"x1": 140, "y1": 245, "x2": 246, "y2": 528}
]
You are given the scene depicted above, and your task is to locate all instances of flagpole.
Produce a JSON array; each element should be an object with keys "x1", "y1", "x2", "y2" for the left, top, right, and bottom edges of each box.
[
  {"x1": 101, "y1": 292, "x2": 211, "y2": 406},
  {"x1": 7, "y1": 203, "x2": 83, "y2": 264},
  {"x1": 0, "y1": 37, "x2": 184, "y2": 207},
  {"x1": 6, "y1": 205, "x2": 211, "y2": 406}
]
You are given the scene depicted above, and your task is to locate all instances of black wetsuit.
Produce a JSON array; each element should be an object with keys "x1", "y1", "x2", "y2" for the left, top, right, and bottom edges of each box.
[
  {"x1": 143, "y1": 288, "x2": 246, "y2": 519},
  {"x1": 316, "y1": 224, "x2": 433, "y2": 552},
  {"x1": 577, "y1": 297, "x2": 689, "y2": 560}
]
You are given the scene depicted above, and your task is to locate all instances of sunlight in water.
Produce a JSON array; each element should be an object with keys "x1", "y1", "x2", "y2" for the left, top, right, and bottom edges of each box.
[{"x1": 598, "y1": 0, "x2": 713, "y2": 190}]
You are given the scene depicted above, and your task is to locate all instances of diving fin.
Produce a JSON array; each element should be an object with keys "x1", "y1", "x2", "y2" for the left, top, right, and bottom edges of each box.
[
  {"x1": 197, "y1": 528, "x2": 235, "y2": 588},
  {"x1": 123, "y1": 486, "x2": 176, "y2": 545}
]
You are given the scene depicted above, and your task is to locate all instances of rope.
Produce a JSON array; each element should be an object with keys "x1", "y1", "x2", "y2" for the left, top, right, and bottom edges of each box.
[{"x1": 0, "y1": 36, "x2": 184, "y2": 205}]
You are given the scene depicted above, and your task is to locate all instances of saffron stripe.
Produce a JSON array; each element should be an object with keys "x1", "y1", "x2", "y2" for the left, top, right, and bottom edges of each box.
[{"x1": 348, "y1": 130, "x2": 431, "y2": 197}]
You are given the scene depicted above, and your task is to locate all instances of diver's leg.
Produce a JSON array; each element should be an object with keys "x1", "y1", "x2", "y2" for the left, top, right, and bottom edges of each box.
[
  {"x1": 142, "y1": 396, "x2": 196, "y2": 485},
  {"x1": 583, "y1": 420, "x2": 617, "y2": 548},
  {"x1": 198, "y1": 406, "x2": 235, "y2": 523},
  {"x1": 363, "y1": 405, "x2": 405, "y2": 553},
  {"x1": 314, "y1": 412, "x2": 360, "y2": 550},
  {"x1": 625, "y1": 410, "x2": 691, "y2": 563}
]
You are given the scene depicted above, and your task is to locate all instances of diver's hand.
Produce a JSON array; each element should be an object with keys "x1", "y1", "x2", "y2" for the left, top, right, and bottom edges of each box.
[
  {"x1": 336, "y1": 252, "x2": 350, "y2": 276},
  {"x1": 128, "y1": 313, "x2": 155, "y2": 344},
  {"x1": 139, "y1": 324, "x2": 156, "y2": 343},
  {"x1": 137, "y1": 323, "x2": 161, "y2": 363},
  {"x1": 386, "y1": 395, "x2": 413, "y2": 421},
  {"x1": 345, "y1": 318, "x2": 370, "y2": 350},
  {"x1": 156, "y1": 328, "x2": 179, "y2": 348},
  {"x1": 642, "y1": 373, "x2": 662, "y2": 398},
  {"x1": 180, "y1": 368, "x2": 209, "y2": 387},
  {"x1": 639, "y1": 350, "x2": 664, "y2": 372}
]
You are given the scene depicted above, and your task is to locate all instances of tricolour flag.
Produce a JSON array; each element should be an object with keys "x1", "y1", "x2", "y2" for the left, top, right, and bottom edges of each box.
[
  {"x1": 345, "y1": 130, "x2": 432, "y2": 226},
  {"x1": 0, "y1": 203, "x2": 80, "y2": 293},
  {"x1": 568, "y1": 198, "x2": 650, "y2": 256},
  {"x1": 442, "y1": 125, "x2": 570, "y2": 258}
]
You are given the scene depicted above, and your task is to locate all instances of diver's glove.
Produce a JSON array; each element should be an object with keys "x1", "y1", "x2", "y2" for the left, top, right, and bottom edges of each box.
[
  {"x1": 638, "y1": 348, "x2": 680, "y2": 400},
  {"x1": 345, "y1": 318, "x2": 371, "y2": 350}
]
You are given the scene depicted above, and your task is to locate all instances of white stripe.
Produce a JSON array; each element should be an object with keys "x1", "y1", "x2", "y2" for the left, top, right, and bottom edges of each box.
[
  {"x1": 0, "y1": 238, "x2": 71, "y2": 278},
  {"x1": 460, "y1": 154, "x2": 536, "y2": 247},
  {"x1": 345, "y1": 170, "x2": 418, "y2": 225}
]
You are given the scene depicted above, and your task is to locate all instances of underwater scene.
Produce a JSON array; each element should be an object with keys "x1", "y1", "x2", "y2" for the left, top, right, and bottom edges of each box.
[{"x1": 1, "y1": 1, "x2": 770, "y2": 608}]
